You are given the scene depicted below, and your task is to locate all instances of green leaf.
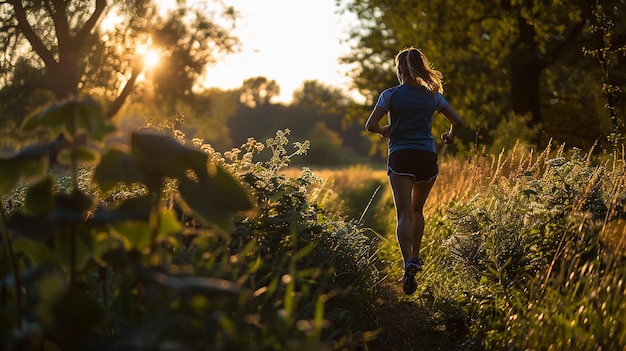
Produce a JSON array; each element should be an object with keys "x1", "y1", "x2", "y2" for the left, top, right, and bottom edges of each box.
[
  {"x1": 0, "y1": 142, "x2": 59, "y2": 195},
  {"x1": 21, "y1": 97, "x2": 116, "y2": 141},
  {"x1": 5, "y1": 213, "x2": 54, "y2": 242},
  {"x1": 13, "y1": 237, "x2": 56, "y2": 265},
  {"x1": 23, "y1": 176, "x2": 54, "y2": 216},
  {"x1": 111, "y1": 221, "x2": 152, "y2": 251},
  {"x1": 49, "y1": 190, "x2": 95, "y2": 224},
  {"x1": 37, "y1": 273, "x2": 67, "y2": 328},
  {"x1": 130, "y1": 129, "x2": 209, "y2": 189},
  {"x1": 52, "y1": 226, "x2": 98, "y2": 271},
  {"x1": 93, "y1": 147, "x2": 143, "y2": 193},
  {"x1": 88, "y1": 225, "x2": 119, "y2": 266},
  {"x1": 74, "y1": 98, "x2": 114, "y2": 142},
  {"x1": 40, "y1": 286, "x2": 104, "y2": 337},
  {"x1": 178, "y1": 169, "x2": 253, "y2": 231},
  {"x1": 128, "y1": 131, "x2": 254, "y2": 222},
  {"x1": 22, "y1": 101, "x2": 73, "y2": 136},
  {"x1": 156, "y1": 208, "x2": 182, "y2": 239},
  {"x1": 56, "y1": 146, "x2": 100, "y2": 166},
  {"x1": 92, "y1": 195, "x2": 152, "y2": 222},
  {"x1": 0, "y1": 161, "x2": 20, "y2": 196}
]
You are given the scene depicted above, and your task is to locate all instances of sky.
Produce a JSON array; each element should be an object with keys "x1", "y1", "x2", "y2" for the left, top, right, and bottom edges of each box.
[{"x1": 200, "y1": 0, "x2": 358, "y2": 104}]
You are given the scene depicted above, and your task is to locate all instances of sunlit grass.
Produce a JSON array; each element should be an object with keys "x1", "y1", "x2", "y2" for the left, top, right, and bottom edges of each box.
[{"x1": 304, "y1": 142, "x2": 625, "y2": 350}]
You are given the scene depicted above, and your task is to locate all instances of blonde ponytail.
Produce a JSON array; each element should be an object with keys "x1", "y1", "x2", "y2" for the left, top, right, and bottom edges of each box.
[{"x1": 396, "y1": 47, "x2": 444, "y2": 94}]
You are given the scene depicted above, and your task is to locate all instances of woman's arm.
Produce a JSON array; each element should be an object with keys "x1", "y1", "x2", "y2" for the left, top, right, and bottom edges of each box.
[
  {"x1": 365, "y1": 106, "x2": 390, "y2": 138},
  {"x1": 440, "y1": 106, "x2": 463, "y2": 144}
]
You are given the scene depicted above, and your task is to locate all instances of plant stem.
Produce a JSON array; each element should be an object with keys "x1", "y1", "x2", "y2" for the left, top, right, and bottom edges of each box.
[
  {"x1": 0, "y1": 204, "x2": 23, "y2": 331},
  {"x1": 70, "y1": 223, "x2": 76, "y2": 286}
]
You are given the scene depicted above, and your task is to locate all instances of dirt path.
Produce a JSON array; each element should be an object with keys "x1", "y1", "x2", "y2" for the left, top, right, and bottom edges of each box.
[{"x1": 366, "y1": 279, "x2": 473, "y2": 351}]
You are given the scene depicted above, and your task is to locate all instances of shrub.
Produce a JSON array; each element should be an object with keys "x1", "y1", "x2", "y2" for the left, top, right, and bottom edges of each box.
[
  {"x1": 0, "y1": 101, "x2": 381, "y2": 350},
  {"x1": 422, "y1": 143, "x2": 626, "y2": 350}
]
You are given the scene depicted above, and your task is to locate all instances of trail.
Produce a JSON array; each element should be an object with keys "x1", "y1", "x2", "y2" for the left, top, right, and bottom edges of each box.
[{"x1": 366, "y1": 279, "x2": 472, "y2": 351}]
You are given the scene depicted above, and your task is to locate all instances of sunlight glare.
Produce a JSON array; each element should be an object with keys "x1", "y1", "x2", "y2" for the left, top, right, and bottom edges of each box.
[
  {"x1": 143, "y1": 49, "x2": 160, "y2": 69},
  {"x1": 100, "y1": 7, "x2": 124, "y2": 33},
  {"x1": 136, "y1": 42, "x2": 160, "y2": 70}
]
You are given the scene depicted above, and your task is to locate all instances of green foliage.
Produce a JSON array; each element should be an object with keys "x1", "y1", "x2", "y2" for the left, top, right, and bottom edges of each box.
[
  {"x1": 487, "y1": 112, "x2": 540, "y2": 155},
  {"x1": 339, "y1": 0, "x2": 625, "y2": 149},
  {"x1": 582, "y1": 1, "x2": 626, "y2": 142},
  {"x1": 303, "y1": 121, "x2": 358, "y2": 166},
  {"x1": 1, "y1": 99, "x2": 382, "y2": 350},
  {"x1": 420, "y1": 144, "x2": 625, "y2": 350}
]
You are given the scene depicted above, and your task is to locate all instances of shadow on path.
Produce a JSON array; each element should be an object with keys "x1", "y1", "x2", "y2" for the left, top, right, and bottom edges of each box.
[{"x1": 366, "y1": 280, "x2": 477, "y2": 351}]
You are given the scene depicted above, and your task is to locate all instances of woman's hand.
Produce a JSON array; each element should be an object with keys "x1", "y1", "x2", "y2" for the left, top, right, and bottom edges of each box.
[
  {"x1": 380, "y1": 125, "x2": 390, "y2": 138},
  {"x1": 441, "y1": 132, "x2": 454, "y2": 144}
]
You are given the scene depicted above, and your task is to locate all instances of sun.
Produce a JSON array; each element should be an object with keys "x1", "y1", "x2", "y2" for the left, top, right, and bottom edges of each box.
[
  {"x1": 136, "y1": 41, "x2": 161, "y2": 70},
  {"x1": 143, "y1": 49, "x2": 161, "y2": 69}
]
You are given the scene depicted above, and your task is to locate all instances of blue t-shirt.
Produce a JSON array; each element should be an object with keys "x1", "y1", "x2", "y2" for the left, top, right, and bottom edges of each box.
[{"x1": 375, "y1": 84, "x2": 449, "y2": 154}]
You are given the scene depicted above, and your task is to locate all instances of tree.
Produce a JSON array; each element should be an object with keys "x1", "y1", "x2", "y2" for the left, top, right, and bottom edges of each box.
[
  {"x1": 292, "y1": 80, "x2": 350, "y2": 114},
  {"x1": 583, "y1": 1, "x2": 626, "y2": 141},
  {"x1": 238, "y1": 76, "x2": 280, "y2": 107},
  {"x1": 338, "y1": 0, "x2": 625, "y2": 148},
  {"x1": 0, "y1": 0, "x2": 238, "y2": 123}
]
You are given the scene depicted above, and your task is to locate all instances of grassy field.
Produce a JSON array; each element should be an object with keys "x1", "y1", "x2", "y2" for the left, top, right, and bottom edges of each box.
[
  {"x1": 291, "y1": 142, "x2": 626, "y2": 350},
  {"x1": 2, "y1": 108, "x2": 624, "y2": 350}
]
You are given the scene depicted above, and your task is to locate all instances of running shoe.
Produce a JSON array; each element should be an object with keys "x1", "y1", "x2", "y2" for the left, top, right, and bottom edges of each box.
[
  {"x1": 406, "y1": 256, "x2": 423, "y2": 272},
  {"x1": 402, "y1": 257, "x2": 422, "y2": 295}
]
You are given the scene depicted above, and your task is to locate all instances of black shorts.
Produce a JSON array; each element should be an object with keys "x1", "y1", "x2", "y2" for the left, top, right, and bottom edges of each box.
[{"x1": 388, "y1": 149, "x2": 438, "y2": 183}]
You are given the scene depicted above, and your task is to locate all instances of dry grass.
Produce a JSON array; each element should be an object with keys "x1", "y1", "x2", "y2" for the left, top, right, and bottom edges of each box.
[{"x1": 281, "y1": 143, "x2": 625, "y2": 350}]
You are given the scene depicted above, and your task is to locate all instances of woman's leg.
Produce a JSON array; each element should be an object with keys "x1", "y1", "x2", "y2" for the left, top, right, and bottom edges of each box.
[
  {"x1": 410, "y1": 179, "x2": 436, "y2": 258},
  {"x1": 389, "y1": 173, "x2": 415, "y2": 265}
]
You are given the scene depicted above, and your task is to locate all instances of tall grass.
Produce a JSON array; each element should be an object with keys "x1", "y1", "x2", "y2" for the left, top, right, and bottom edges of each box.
[
  {"x1": 4, "y1": 95, "x2": 623, "y2": 350},
  {"x1": 315, "y1": 142, "x2": 625, "y2": 350},
  {"x1": 436, "y1": 143, "x2": 623, "y2": 349}
]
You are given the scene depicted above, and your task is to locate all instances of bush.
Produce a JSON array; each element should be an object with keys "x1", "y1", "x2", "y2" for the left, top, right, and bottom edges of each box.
[
  {"x1": 0, "y1": 100, "x2": 381, "y2": 350},
  {"x1": 422, "y1": 143, "x2": 626, "y2": 350}
]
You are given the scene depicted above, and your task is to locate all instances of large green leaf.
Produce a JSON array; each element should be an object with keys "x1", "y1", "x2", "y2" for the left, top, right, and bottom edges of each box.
[
  {"x1": 130, "y1": 129, "x2": 210, "y2": 190},
  {"x1": 37, "y1": 282, "x2": 104, "y2": 339},
  {"x1": 131, "y1": 129, "x2": 253, "y2": 220},
  {"x1": 156, "y1": 208, "x2": 182, "y2": 239},
  {"x1": 52, "y1": 226, "x2": 99, "y2": 271},
  {"x1": 12, "y1": 237, "x2": 56, "y2": 266},
  {"x1": 91, "y1": 195, "x2": 152, "y2": 222},
  {"x1": 48, "y1": 190, "x2": 95, "y2": 224},
  {"x1": 111, "y1": 221, "x2": 153, "y2": 251},
  {"x1": 93, "y1": 147, "x2": 143, "y2": 193},
  {"x1": 97, "y1": 130, "x2": 253, "y2": 231},
  {"x1": 5, "y1": 213, "x2": 54, "y2": 242},
  {"x1": 21, "y1": 97, "x2": 116, "y2": 142},
  {"x1": 73, "y1": 98, "x2": 117, "y2": 142},
  {"x1": 22, "y1": 101, "x2": 73, "y2": 136},
  {"x1": 0, "y1": 141, "x2": 60, "y2": 195},
  {"x1": 0, "y1": 161, "x2": 20, "y2": 196},
  {"x1": 23, "y1": 176, "x2": 54, "y2": 216},
  {"x1": 56, "y1": 146, "x2": 100, "y2": 166},
  {"x1": 177, "y1": 169, "x2": 254, "y2": 230}
]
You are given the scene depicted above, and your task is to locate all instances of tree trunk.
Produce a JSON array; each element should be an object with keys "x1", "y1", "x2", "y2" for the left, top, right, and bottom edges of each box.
[
  {"x1": 49, "y1": 50, "x2": 80, "y2": 100},
  {"x1": 509, "y1": 53, "x2": 543, "y2": 126},
  {"x1": 509, "y1": 16, "x2": 546, "y2": 128}
]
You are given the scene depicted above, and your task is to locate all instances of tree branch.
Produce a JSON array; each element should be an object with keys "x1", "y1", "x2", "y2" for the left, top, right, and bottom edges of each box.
[
  {"x1": 0, "y1": 24, "x2": 18, "y2": 32},
  {"x1": 76, "y1": 0, "x2": 107, "y2": 43},
  {"x1": 107, "y1": 65, "x2": 142, "y2": 119},
  {"x1": 7, "y1": 0, "x2": 55, "y2": 66},
  {"x1": 48, "y1": 0, "x2": 70, "y2": 47}
]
